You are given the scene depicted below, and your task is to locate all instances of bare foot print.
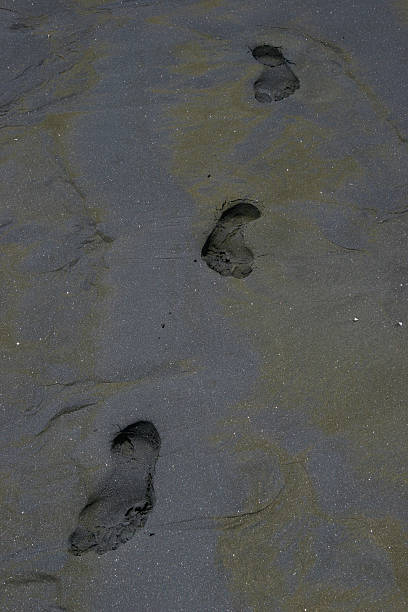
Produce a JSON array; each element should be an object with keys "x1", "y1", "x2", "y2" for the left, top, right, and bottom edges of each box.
[
  {"x1": 252, "y1": 44, "x2": 299, "y2": 103},
  {"x1": 201, "y1": 200, "x2": 261, "y2": 278},
  {"x1": 69, "y1": 421, "x2": 160, "y2": 555}
]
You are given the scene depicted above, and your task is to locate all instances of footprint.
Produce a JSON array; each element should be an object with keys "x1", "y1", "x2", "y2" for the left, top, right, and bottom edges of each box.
[
  {"x1": 252, "y1": 44, "x2": 299, "y2": 103},
  {"x1": 201, "y1": 200, "x2": 261, "y2": 278},
  {"x1": 69, "y1": 421, "x2": 161, "y2": 555}
]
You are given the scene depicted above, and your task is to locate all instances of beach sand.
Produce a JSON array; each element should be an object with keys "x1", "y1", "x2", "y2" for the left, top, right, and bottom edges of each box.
[{"x1": 1, "y1": 0, "x2": 407, "y2": 610}]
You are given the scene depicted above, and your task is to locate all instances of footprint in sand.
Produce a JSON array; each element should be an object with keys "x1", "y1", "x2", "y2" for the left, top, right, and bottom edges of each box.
[
  {"x1": 252, "y1": 44, "x2": 299, "y2": 103},
  {"x1": 201, "y1": 200, "x2": 261, "y2": 279},
  {"x1": 69, "y1": 421, "x2": 160, "y2": 555}
]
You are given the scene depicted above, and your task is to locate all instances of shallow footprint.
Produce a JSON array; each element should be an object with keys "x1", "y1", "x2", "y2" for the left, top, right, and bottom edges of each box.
[
  {"x1": 201, "y1": 200, "x2": 261, "y2": 278},
  {"x1": 69, "y1": 421, "x2": 161, "y2": 556},
  {"x1": 252, "y1": 44, "x2": 299, "y2": 103}
]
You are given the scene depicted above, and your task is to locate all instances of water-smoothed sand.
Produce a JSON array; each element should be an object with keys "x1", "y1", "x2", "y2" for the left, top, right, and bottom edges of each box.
[{"x1": 1, "y1": 0, "x2": 407, "y2": 610}]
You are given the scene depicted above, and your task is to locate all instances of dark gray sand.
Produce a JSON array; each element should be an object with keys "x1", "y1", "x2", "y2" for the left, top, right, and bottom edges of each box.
[{"x1": 1, "y1": 0, "x2": 408, "y2": 610}]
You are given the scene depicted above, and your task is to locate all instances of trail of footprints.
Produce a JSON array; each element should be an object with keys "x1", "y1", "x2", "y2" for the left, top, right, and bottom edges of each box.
[
  {"x1": 201, "y1": 44, "x2": 299, "y2": 278},
  {"x1": 69, "y1": 42, "x2": 298, "y2": 555}
]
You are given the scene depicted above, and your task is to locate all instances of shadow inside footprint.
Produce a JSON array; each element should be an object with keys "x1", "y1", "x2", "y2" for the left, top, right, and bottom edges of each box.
[
  {"x1": 69, "y1": 421, "x2": 161, "y2": 556},
  {"x1": 252, "y1": 44, "x2": 299, "y2": 103},
  {"x1": 201, "y1": 200, "x2": 261, "y2": 278}
]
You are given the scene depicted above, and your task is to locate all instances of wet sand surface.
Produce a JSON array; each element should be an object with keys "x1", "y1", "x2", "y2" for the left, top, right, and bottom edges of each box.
[{"x1": 1, "y1": 0, "x2": 407, "y2": 610}]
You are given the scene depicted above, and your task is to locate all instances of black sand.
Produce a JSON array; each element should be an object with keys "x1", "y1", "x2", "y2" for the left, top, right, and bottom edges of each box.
[{"x1": 1, "y1": 0, "x2": 407, "y2": 610}]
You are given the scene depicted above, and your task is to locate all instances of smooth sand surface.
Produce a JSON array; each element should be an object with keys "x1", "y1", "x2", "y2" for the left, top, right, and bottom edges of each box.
[{"x1": 1, "y1": 0, "x2": 407, "y2": 610}]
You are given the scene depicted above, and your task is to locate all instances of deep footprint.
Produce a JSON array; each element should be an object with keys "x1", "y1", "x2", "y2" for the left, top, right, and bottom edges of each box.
[
  {"x1": 201, "y1": 200, "x2": 261, "y2": 278},
  {"x1": 252, "y1": 44, "x2": 299, "y2": 103},
  {"x1": 69, "y1": 421, "x2": 160, "y2": 555}
]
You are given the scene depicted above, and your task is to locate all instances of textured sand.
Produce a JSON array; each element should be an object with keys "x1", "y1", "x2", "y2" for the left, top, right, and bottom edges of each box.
[{"x1": 1, "y1": 0, "x2": 407, "y2": 610}]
